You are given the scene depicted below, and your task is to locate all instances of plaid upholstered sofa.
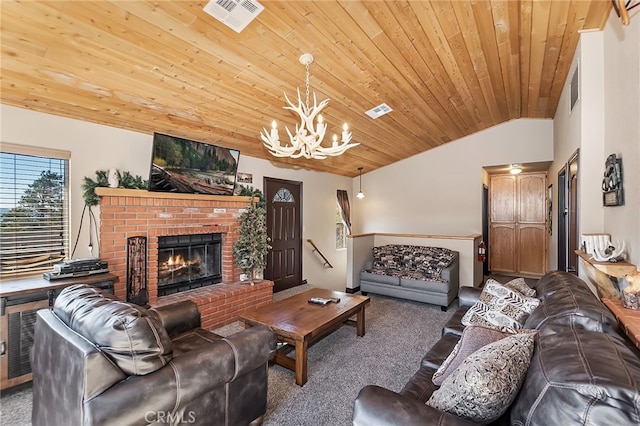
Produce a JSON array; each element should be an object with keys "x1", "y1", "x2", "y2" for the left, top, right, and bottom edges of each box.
[{"x1": 360, "y1": 245, "x2": 459, "y2": 310}]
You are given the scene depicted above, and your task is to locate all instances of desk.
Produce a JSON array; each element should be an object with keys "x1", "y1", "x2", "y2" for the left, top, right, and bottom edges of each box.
[{"x1": 603, "y1": 298, "x2": 640, "y2": 351}]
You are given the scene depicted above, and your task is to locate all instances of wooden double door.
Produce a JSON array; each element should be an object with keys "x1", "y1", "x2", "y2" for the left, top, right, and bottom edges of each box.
[{"x1": 489, "y1": 172, "x2": 547, "y2": 277}]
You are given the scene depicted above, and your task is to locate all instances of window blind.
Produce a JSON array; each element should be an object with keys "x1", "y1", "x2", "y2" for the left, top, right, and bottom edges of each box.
[{"x1": 0, "y1": 150, "x2": 69, "y2": 278}]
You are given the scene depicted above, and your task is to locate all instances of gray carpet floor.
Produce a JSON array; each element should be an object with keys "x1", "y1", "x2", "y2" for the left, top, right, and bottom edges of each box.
[{"x1": 0, "y1": 285, "x2": 454, "y2": 425}]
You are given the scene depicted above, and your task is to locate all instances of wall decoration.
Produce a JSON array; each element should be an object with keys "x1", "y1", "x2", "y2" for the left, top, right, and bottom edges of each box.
[
  {"x1": 570, "y1": 66, "x2": 579, "y2": 112},
  {"x1": 602, "y1": 153, "x2": 624, "y2": 207},
  {"x1": 237, "y1": 172, "x2": 253, "y2": 184}
]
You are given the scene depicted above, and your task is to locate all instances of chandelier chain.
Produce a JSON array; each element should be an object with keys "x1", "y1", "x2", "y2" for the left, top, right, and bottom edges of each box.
[{"x1": 305, "y1": 62, "x2": 310, "y2": 110}]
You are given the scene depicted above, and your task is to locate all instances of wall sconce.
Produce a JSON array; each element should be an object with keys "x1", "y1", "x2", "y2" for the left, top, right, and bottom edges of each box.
[
  {"x1": 509, "y1": 164, "x2": 522, "y2": 175},
  {"x1": 356, "y1": 167, "x2": 365, "y2": 199}
]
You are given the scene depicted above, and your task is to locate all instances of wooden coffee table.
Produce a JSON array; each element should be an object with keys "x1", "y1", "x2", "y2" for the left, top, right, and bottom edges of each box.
[{"x1": 239, "y1": 288, "x2": 370, "y2": 386}]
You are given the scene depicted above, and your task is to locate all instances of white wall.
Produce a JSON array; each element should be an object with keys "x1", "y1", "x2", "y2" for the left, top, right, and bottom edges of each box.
[
  {"x1": 0, "y1": 105, "x2": 352, "y2": 291},
  {"x1": 549, "y1": 34, "x2": 605, "y2": 271},
  {"x1": 552, "y1": 11, "x2": 639, "y2": 278},
  {"x1": 352, "y1": 119, "x2": 554, "y2": 237},
  {"x1": 603, "y1": 13, "x2": 640, "y2": 266},
  {"x1": 1, "y1": 105, "x2": 151, "y2": 258}
]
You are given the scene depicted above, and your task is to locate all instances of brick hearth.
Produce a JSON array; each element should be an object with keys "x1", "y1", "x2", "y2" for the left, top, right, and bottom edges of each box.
[{"x1": 96, "y1": 188, "x2": 273, "y2": 330}]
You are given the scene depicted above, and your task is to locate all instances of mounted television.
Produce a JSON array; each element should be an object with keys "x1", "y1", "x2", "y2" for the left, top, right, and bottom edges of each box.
[{"x1": 149, "y1": 133, "x2": 240, "y2": 196}]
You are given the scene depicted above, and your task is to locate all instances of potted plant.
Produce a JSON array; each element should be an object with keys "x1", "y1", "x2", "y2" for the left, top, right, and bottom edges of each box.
[{"x1": 233, "y1": 187, "x2": 270, "y2": 284}]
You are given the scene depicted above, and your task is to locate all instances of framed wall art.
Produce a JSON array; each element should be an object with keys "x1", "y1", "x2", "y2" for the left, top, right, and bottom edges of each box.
[{"x1": 602, "y1": 153, "x2": 624, "y2": 207}]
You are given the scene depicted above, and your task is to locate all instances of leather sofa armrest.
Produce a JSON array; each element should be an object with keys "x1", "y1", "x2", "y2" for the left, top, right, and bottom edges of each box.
[
  {"x1": 84, "y1": 326, "x2": 275, "y2": 425},
  {"x1": 458, "y1": 287, "x2": 482, "y2": 308},
  {"x1": 353, "y1": 385, "x2": 478, "y2": 426},
  {"x1": 223, "y1": 325, "x2": 277, "y2": 378},
  {"x1": 150, "y1": 300, "x2": 201, "y2": 338}
]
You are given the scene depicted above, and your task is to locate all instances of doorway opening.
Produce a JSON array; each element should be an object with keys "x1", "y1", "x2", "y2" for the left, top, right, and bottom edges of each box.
[{"x1": 557, "y1": 150, "x2": 579, "y2": 274}]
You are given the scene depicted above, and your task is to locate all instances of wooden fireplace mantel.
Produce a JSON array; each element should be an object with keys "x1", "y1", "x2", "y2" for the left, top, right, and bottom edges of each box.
[{"x1": 95, "y1": 187, "x2": 254, "y2": 203}]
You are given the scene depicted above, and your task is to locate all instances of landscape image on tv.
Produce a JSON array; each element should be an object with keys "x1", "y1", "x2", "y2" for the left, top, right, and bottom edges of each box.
[{"x1": 149, "y1": 133, "x2": 240, "y2": 196}]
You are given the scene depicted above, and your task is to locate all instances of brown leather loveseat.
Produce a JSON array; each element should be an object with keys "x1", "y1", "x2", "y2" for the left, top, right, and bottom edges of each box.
[{"x1": 31, "y1": 284, "x2": 275, "y2": 426}]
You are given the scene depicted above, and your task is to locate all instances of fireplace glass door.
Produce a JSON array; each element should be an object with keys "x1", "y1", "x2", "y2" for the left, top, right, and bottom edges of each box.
[{"x1": 157, "y1": 233, "x2": 222, "y2": 296}]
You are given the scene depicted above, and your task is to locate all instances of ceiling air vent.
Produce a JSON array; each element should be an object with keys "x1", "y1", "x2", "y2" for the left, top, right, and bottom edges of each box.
[
  {"x1": 203, "y1": 0, "x2": 264, "y2": 33},
  {"x1": 365, "y1": 103, "x2": 393, "y2": 119}
]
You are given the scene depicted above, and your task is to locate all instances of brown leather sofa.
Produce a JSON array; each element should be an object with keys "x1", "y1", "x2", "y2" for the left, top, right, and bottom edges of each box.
[
  {"x1": 353, "y1": 271, "x2": 640, "y2": 425},
  {"x1": 31, "y1": 284, "x2": 276, "y2": 426}
]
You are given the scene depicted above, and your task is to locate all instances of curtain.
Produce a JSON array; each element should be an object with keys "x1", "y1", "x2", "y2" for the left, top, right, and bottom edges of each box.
[{"x1": 336, "y1": 190, "x2": 352, "y2": 235}]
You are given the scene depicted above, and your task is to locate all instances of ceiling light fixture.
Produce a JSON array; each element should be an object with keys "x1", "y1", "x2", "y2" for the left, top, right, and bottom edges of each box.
[
  {"x1": 261, "y1": 53, "x2": 359, "y2": 160},
  {"x1": 510, "y1": 164, "x2": 523, "y2": 175},
  {"x1": 356, "y1": 167, "x2": 365, "y2": 199}
]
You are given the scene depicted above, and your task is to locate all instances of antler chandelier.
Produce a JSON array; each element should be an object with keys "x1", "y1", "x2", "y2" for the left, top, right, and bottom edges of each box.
[{"x1": 261, "y1": 53, "x2": 359, "y2": 160}]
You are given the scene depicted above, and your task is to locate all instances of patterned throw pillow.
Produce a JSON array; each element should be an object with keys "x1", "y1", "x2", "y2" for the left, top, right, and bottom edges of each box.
[
  {"x1": 426, "y1": 333, "x2": 536, "y2": 423},
  {"x1": 432, "y1": 326, "x2": 511, "y2": 386},
  {"x1": 461, "y1": 279, "x2": 540, "y2": 332},
  {"x1": 504, "y1": 277, "x2": 537, "y2": 298}
]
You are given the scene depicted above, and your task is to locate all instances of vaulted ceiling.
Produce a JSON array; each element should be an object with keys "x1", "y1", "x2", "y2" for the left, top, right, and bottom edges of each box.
[{"x1": 1, "y1": 1, "x2": 611, "y2": 177}]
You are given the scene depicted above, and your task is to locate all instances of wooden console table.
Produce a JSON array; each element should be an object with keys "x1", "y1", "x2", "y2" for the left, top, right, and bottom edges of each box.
[
  {"x1": 603, "y1": 298, "x2": 640, "y2": 351},
  {"x1": 575, "y1": 250, "x2": 637, "y2": 298}
]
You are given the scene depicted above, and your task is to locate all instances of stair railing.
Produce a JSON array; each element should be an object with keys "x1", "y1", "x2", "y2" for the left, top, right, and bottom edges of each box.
[{"x1": 306, "y1": 239, "x2": 334, "y2": 268}]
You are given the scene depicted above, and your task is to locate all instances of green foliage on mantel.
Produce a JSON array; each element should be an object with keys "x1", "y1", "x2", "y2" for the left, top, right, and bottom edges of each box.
[{"x1": 82, "y1": 170, "x2": 147, "y2": 206}]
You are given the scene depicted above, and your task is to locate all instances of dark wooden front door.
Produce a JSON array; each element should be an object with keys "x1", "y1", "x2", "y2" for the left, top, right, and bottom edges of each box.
[{"x1": 264, "y1": 177, "x2": 302, "y2": 292}]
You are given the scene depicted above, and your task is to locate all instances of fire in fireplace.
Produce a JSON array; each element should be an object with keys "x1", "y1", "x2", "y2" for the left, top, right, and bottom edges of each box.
[{"x1": 157, "y1": 233, "x2": 222, "y2": 296}]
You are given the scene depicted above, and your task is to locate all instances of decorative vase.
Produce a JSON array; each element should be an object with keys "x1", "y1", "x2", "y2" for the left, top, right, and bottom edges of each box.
[
  {"x1": 622, "y1": 290, "x2": 640, "y2": 310},
  {"x1": 108, "y1": 168, "x2": 120, "y2": 188},
  {"x1": 622, "y1": 272, "x2": 640, "y2": 310},
  {"x1": 251, "y1": 268, "x2": 264, "y2": 284}
]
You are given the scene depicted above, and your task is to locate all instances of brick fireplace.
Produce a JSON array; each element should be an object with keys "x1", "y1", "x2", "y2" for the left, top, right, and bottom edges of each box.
[{"x1": 96, "y1": 188, "x2": 273, "y2": 330}]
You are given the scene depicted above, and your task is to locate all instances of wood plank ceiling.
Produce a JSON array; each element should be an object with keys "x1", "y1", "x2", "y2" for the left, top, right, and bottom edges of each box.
[{"x1": 1, "y1": 1, "x2": 611, "y2": 177}]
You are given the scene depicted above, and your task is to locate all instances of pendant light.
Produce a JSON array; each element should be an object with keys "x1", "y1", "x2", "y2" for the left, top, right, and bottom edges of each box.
[{"x1": 356, "y1": 167, "x2": 365, "y2": 199}]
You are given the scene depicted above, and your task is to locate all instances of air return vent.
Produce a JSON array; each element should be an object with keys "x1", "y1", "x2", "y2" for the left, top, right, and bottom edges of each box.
[
  {"x1": 365, "y1": 103, "x2": 393, "y2": 119},
  {"x1": 203, "y1": 0, "x2": 264, "y2": 33}
]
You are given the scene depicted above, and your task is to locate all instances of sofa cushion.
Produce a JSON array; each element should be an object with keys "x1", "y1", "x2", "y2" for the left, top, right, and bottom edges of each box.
[
  {"x1": 400, "y1": 366, "x2": 440, "y2": 403},
  {"x1": 372, "y1": 245, "x2": 403, "y2": 271},
  {"x1": 426, "y1": 333, "x2": 535, "y2": 424},
  {"x1": 461, "y1": 279, "x2": 540, "y2": 332},
  {"x1": 432, "y1": 325, "x2": 512, "y2": 386},
  {"x1": 442, "y1": 308, "x2": 466, "y2": 337},
  {"x1": 54, "y1": 284, "x2": 173, "y2": 376},
  {"x1": 504, "y1": 277, "x2": 536, "y2": 298},
  {"x1": 421, "y1": 332, "x2": 460, "y2": 370},
  {"x1": 400, "y1": 275, "x2": 450, "y2": 292},
  {"x1": 525, "y1": 270, "x2": 619, "y2": 335},
  {"x1": 510, "y1": 328, "x2": 640, "y2": 425},
  {"x1": 361, "y1": 270, "x2": 401, "y2": 286},
  {"x1": 367, "y1": 245, "x2": 457, "y2": 283},
  {"x1": 411, "y1": 247, "x2": 457, "y2": 281}
]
